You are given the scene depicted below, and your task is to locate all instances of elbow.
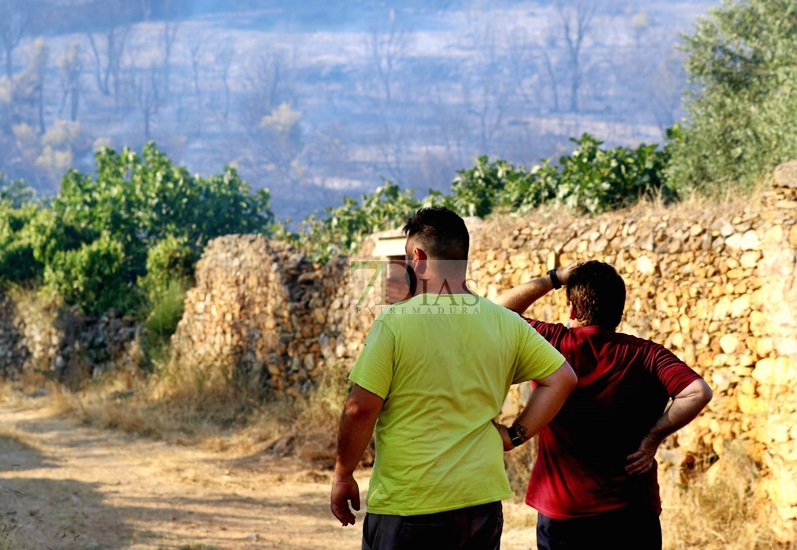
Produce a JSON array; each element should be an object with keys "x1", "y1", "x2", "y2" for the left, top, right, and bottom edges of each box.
[
  {"x1": 699, "y1": 379, "x2": 713, "y2": 407},
  {"x1": 344, "y1": 399, "x2": 374, "y2": 422},
  {"x1": 343, "y1": 389, "x2": 383, "y2": 422},
  {"x1": 562, "y1": 361, "x2": 578, "y2": 394}
]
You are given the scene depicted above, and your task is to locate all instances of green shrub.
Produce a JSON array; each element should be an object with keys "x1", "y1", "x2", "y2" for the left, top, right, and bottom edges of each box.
[
  {"x1": 42, "y1": 232, "x2": 135, "y2": 316},
  {"x1": 297, "y1": 181, "x2": 425, "y2": 262},
  {"x1": 138, "y1": 235, "x2": 198, "y2": 303},
  {"x1": 666, "y1": 0, "x2": 797, "y2": 196},
  {"x1": 140, "y1": 277, "x2": 189, "y2": 369},
  {"x1": 0, "y1": 202, "x2": 43, "y2": 285},
  {"x1": 555, "y1": 134, "x2": 673, "y2": 213},
  {"x1": 27, "y1": 142, "x2": 274, "y2": 316},
  {"x1": 445, "y1": 134, "x2": 673, "y2": 217}
]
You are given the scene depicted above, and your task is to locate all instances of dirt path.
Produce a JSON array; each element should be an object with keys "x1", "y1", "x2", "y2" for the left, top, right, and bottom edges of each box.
[{"x1": 0, "y1": 395, "x2": 537, "y2": 549}]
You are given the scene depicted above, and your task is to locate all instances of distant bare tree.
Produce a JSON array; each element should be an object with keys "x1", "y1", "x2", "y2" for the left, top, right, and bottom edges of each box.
[
  {"x1": 366, "y1": 8, "x2": 411, "y2": 106},
  {"x1": 29, "y1": 38, "x2": 48, "y2": 135},
  {"x1": 461, "y1": 22, "x2": 512, "y2": 155},
  {"x1": 0, "y1": 0, "x2": 30, "y2": 77},
  {"x1": 58, "y1": 42, "x2": 83, "y2": 121},
  {"x1": 648, "y1": 52, "x2": 686, "y2": 131},
  {"x1": 87, "y1": 24, "x2": 131, "y2": 103},
  {"x1": 215, "y1": 42, "x2": 234, "y2": 121},
  {"x1": 132, "y1": 67, "x2": 160, "y2": 140},
  {"x1": 507, "y1": 28, "x2": 543, "y2": 112},
  {"x1": 238, "y1": 51, "x2": 303, "y2": 186},
  {"x1": 240, "y1": 50, "x2": 296, "y2": 133},
  {"x1": 160, "y1": 19, "x2": 179, "y2": 99},
  {"x1": 363, "y1": 8, "x2": 414, "y2": 183},
  {"x1": 554, "y1": 0, "x2": 596, "y2": 112},
  {"x1": 187, "y1": 34, "x2": 205, "y2": 98}
]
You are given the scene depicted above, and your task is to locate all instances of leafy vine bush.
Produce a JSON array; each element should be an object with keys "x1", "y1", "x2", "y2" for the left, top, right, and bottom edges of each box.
[
  {"x1": 0, "y1": 142, "x2": 274, "y2": 317},
  {"x1": 447, "y1": 134, "x2": 674, "y2": 218},
  {"x1": 292, "y1": 133, "x2": 674, "y2": 262},
  {"x1": 293, "y1": 181, "x2": 440, "y2": 263}
]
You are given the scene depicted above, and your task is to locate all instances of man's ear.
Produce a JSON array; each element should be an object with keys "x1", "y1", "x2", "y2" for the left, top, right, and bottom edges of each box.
[
  {"x1": 412, "y1": 247, "x2": 428, "y2": 274},
  {"x1": 568, "y1": 302, "x2": 577, "y2": 320}
]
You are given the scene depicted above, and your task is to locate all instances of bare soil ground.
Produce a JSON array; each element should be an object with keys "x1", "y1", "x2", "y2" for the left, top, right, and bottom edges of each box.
[{"x1": 0, "y1": 394, "x2": 537, "y2": 550}]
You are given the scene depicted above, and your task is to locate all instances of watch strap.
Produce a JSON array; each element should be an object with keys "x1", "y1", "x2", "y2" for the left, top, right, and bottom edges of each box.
[
  {"x1": 548, "y1": 268, "x2": 562, "y2": 290},
  {"x1": 507, "y1": 425, "x2": 524, "y2": 447}
]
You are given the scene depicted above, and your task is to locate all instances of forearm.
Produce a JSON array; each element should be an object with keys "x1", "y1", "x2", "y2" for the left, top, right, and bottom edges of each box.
[
  {"x1": 496, "y1": 265, "x2": 575, "y2": 314},
  {"x1": 510, "y1": 361, "x2": 577, "y2": 445},
  {"x1": 334, "y1": 386, "x2": 383, "y2": 478},
  {"x1": 646, "y1": 379, "x2": 713, "y2": 444},
  {"x1": 494, "y1": 276, "x2": 555, "y2": 314}
]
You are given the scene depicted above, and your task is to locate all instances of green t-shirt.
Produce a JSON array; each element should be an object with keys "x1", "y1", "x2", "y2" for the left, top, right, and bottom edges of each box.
[{"x1": 349, "y1": 293, "x2": 565, "y2": 516}]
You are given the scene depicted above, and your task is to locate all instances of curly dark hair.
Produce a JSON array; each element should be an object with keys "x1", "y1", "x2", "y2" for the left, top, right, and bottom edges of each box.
[
  {"x1": 566, "y1": 260, "x2": 626, "y2": 330},
  {"x1": 402, "y1": 207, "x2": 469, "y2": 261}
]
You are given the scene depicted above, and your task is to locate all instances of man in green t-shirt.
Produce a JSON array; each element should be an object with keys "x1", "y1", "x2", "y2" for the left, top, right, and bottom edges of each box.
[{"x1": 330, "y1": 207, "x2": 577, "y2": 549}]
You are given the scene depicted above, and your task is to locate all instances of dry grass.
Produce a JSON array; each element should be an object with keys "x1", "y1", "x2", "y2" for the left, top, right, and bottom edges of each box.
[
  {"x1": 660, "y1": 444, "x2": 793, "y2": 550},
  {"x1": 27, "y1": 352, "x2": 353, "y2": 466}
]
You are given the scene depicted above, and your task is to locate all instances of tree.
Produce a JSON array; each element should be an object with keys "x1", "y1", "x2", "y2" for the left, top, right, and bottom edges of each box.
[
  {"x1": 362, "y1": 8, "x2": 415, "y2": 184},
  {"x1": 58, "y1": 42, "x2": 83, "y2": 122},
  {"x1": 7, "y1": 38, "x2": 49, "y2": 135},
  {"x1": 554, "y1": 0, "x2": 596, "y2": 113},
  {"x1": 237, "y1": 51, "x2": 305, "y2": 188},
  {"x1": 666, "y1": 0, "x2": 797, "y2": 195},
  {"x1": 40, "y1": 142, "x2": 275, "y2": 315},
  {"x1": 86, "y1": 5, "x2": 134, "y2": 104},
  {"x1": 132, "y1": 67, "x2": 160, "y2": 140},
  {"x1": 159, "y1": 17, "x2": 179, "y2": 100},
  {"x1": 187, "y1": 34, "x2": 205, "y2": 98},
  {"x1": 0, "y1": 0, "x2": 29, "y2": 77},
  {"x1": 366, "y1": 8, "x2": 410, "y2": 107},
  {"x1": 215, "y1": 41, "x2": 234, "y2": 121},
  {"x1": 460, "y1": 23, "x2": 511, "y2": 157},
  {"x1": 507, "y1": 27, "x2": 553, "y2": 113},
  {"x1": 30, "y1": 38, "x2": 48, "y2": 135}
]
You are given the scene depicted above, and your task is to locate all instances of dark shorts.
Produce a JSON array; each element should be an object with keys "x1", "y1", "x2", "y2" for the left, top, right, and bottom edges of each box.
[
  {"x1": 536, "y1": 507, "x2": 662, "y2": 550},
  {"x1": 362, "y1": 501, "x2": 503, "y2": 550}
]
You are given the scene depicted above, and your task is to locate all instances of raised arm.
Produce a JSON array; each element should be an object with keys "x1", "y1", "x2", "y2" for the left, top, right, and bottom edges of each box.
[
  {"x1": 495, "y1": 264, "x2": 578, "y2": 314},
  {"x1": 330, "y1": 384, "x2": 384, "y2": 526},
  {"x1": 625, "y1": 378, "x2": 713, "y2": 475},
  {"x1": 495, "y1": 360, "x2": 578, "y2": 450}
]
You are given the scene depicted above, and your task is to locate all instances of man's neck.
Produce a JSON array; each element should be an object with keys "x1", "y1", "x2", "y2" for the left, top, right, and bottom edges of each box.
[{"x1": 412, "y1": 276, "x2": 471, "y2": 295}]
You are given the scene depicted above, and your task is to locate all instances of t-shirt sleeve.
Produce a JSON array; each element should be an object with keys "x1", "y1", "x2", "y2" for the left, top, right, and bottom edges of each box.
[
  {"x1": 512, "y1": 317, "x2": 566, "y2": 384},
  {"x1": 348, "y1": 320, "x2": 396, "y2": 399},
  {"x1": 647, "y1": 343, "x2": 702, "y2": 397}
]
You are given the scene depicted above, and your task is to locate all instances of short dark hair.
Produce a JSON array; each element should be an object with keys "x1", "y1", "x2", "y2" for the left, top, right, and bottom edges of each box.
[
  {"x1": 566, "y1": 260, "x2": 625, "y2": 330},
  {"x1": 402, "y1": 207, "x2": 469, "y2": 261}
]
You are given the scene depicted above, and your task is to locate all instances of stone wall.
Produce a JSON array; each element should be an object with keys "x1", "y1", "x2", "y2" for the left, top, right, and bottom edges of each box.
[
  {"x1": 0, "y1": 290, "x2": 139, "y2": 384},
  {"x1": 169, "y1": 235, "x2": 372, "y2": 398}
]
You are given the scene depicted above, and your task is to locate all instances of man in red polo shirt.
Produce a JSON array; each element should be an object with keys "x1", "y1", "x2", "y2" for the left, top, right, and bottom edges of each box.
[{"x1": 494, "y1": 261, "x2": 713, "y2": 550}]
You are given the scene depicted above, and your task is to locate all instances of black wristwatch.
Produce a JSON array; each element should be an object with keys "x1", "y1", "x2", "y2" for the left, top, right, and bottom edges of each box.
[
  {"x1": 507, "y1": 425, "x2": 524, "y2": 447},
  {"x1": 548, "y1": 268, "x2": 562, "y2": 290}
]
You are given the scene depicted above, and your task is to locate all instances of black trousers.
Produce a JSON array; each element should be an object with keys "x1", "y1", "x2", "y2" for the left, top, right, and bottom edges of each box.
[
  {"x1": 536, "y1": 507, "x2": 662, "y2": 550},
  {"x1": 362, "y1": 501, "x2": 503, "y2": 550}
]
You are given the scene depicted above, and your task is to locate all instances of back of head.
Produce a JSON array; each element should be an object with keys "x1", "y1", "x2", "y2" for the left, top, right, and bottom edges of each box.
[
  {"x1": 566, "y1": 261, "x2": 625, "y2": 330},
  {"x1": 402, "y1": 206, "x2": 469, "y2": 261}
]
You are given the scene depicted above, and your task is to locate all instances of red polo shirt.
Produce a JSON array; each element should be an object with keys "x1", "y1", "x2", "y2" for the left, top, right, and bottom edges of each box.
[{"x1": 523, "y1": 319, "x2": 701, "y2": 519}]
